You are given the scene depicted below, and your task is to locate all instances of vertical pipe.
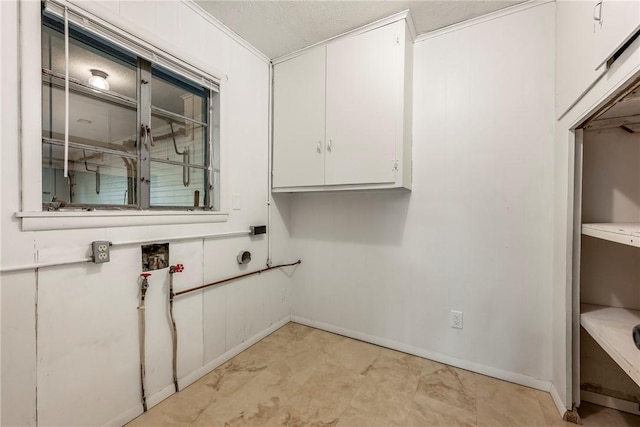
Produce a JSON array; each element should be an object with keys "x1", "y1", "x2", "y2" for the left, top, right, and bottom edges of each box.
[
  {"x1": 183, "y1": 150, "x2": 189, "y2": 187},
  {"x1": 266, "y1": 62, "x2": 274, "y2": 267},
  {"x1": 47, "y1": 29, "x2": 55, "y2": 199},
  {"x1": 169, "y1": 276, "x2": 179, "y2": 393},
  {"x1": 95, "y1": 166, "x2": 100, "y2": 195},
  {"x1": 63, "y1": 7, "x2": 69, "y2": 178},
  {"x1": 138, "y1": 274, "x2": 151, "y2": 412},
  {"x1": 168, "y1": 265, "x2": 182, "y2": 393}
]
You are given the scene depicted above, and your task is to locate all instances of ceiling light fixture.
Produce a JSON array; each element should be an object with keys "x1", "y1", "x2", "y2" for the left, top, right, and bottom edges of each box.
[{"x1": 88, "y1": 69, "x2": 110, "y2": 90}]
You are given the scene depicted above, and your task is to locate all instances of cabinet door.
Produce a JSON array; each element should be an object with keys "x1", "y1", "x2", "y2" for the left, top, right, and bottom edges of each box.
[
  {"x1": 325, "y1": 22, "x2": 402, "y2": 186},
  {"x1": 273, "y1": 48, "x2": 326, "y2": 188},
  {"x1": 594, "y1": 0, "x2": 640, "y2": 69},
  {"x1": 556, "y1": 0, "x2": 607, "y2": 118}
]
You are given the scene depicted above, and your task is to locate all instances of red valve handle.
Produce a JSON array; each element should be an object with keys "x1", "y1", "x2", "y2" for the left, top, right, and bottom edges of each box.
[
  {"x1": 140, "y1": 273, "x2": 152, "y2": 278},
  {"x1": 171, "y1": 264, "x2": 184, "y2": 273}
]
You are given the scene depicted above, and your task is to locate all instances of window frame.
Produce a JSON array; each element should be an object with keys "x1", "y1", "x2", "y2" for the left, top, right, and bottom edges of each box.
[{"x1": 18, "y1": 0, "x2": 229, "y2": 230}]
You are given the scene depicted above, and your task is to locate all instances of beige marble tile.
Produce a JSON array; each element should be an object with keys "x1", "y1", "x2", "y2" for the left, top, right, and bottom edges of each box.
[
  {"x1": 323, "y1": 336, "x2": 382, "y2": 375},
  {"x1": 580, "y1": 402, "x2": 640, "y2": 427},
  {"x1": 127, "y1": 374, "x2": 231, "y2": 427},
  {"x1": 415, "y1": 365, "x2": 477, "y2": 413},
  {"x1": 192, "y1": 359, "x2": 266, "y2": 403},
  {"x1": 335, "y1": 407, "x2": 395, "y2": 427},
  {"x1": 127, "y1": 397, "x2": 201, "y2": 427},
  {"x1": 475, "y1": 374, "x2": 549, "y2": 427},
  {"x1": 265, "y1": 323, "x2": 315, "y2": 350},
  {"x1": 127, "y1": 322, "x2": 637, "y2": 427},
  {"x1": 267, "y1": 344, "x2": 326, "y2": 387},
  {"x1": 265, "y1": 409, "x2": 341, "y2": 427},
  {"x1": 378, "y1": 347, "x2": 447, "y2": 378},
  {"x1": 266, "y1": 362, "x2": 363, "y2": 427},
  {"x1": 347, "y1": 376, "x2": 416, "y2": 424},
  {"x1": 230, "y1": 340, "x2": 282, "y2": 372},
  {"x1": 300, "y1": 328, "x2": 348, "y2": 354},
  {"x1": 190, "y1": 368, "x2": 301, "y2": 427},
  {"x1": 361, "y1": 349, "x2": 422, "y2": 395},
  {"x1": 535, "y1": 390, "x2": 572, "y2": 427},
  {"x1": 407, "y1": 394, "x2": 476, "y2": 427}
]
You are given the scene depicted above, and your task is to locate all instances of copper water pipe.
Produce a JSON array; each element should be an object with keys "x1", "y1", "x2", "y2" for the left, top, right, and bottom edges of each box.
[
  {"x1": 138, "y1": 273, "x2": 151, "y2": 412},
  {"x1": 168, "y1": 264, "x2": 184, "y2": 393},
  {"x1": 164, "y1": 260, "x2": 301, "y2": 398},
  {"x1": 173, "y1": 260, "x2": 301, "y2": 298}
]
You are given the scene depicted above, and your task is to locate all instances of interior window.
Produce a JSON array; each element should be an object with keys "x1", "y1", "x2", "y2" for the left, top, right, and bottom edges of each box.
[
  {"x1": 40, "y1": 13, "x2": 217, "y2": 210},
  {"x1": 150, "y1": 67, "x2": 209, "y2": 208}
]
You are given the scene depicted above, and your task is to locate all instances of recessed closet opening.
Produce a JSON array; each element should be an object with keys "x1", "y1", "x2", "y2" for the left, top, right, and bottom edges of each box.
[{"x1": 573, "y1": 78, "x2": 640, "y2": 418}]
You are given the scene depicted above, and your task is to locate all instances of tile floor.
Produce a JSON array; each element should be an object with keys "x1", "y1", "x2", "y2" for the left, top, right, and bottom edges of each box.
[{"x1": 128, "y1": 323, "x2": 640, "y2": 427}]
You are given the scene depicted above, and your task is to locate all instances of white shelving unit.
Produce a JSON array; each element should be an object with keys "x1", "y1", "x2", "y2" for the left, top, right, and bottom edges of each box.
[
  {"x1": 582, "y1": 223, "x2": 640, "y2": 248},
  {"x1": 574, "y1": 85, "x2": 640, "y2": 415},
  {"x1": 580, "y1": 304, "x2": 640, "y2": 387}
]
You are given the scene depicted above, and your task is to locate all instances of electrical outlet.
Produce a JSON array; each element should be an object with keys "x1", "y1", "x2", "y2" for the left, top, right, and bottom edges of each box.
[
  {"x1": 451, "y1": 310, "x2": 463, "y2": 329},
  {"x1": 92, "y1": 241, "x2": 110, "y2": 264}
]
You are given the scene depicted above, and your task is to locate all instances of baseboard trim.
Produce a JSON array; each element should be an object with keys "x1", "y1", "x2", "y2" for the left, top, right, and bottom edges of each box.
[
  {"x1": 102, "y1": 383, "x2": 175, "y2": 427},
  {"x1": 104, "y1": 403, "x2": 146, "y2": 427},
  {"x1": 291, "y1": 315, "x2": 551, "y2": 392},
  {"x1": 581, "y1": 390, "x2": 640, "y2": 416},
  {"x1": 104, "y1": 315, "x2": 291, "y2": 427},
  {"x1": 550, "y1": 382, "x2": 570, "y2": 419}
]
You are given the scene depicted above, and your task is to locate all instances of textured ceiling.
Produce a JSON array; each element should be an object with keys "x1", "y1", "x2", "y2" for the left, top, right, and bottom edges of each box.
[{"x1": 195, "y1": 1, "x2": 525, "y2": 59}]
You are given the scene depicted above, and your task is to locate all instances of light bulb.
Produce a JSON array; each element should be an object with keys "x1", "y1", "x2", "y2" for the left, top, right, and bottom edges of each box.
[{"x1": 88, "y1": 69, "x2": 110, "y2": 90}]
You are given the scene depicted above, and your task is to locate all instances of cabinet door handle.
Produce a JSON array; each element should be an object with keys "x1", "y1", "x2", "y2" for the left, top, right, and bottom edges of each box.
[
  {"x1": 316, "y1": 140, "x2": 322, "y2": 153},
  {"x1": 593, "y1": 1, "x2": 603, "y2": 23},
  {"x1": 327, "y1": 139, "x2": 333, "y2": 152}
]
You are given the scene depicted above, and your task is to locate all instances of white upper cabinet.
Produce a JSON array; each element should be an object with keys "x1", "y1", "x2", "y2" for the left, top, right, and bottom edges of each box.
[
  {"x1": 272, "y1": 16, "x2": 413, "y2": 192},
  {"x1": 272, "y1": 47, "x2": 326, "y2": 188},
  {"x1": 325, "y1": 22, "x2": 402, "y2": 186},
  {"x1": 556, "y1": 0, "x2": 607, "y2": 118},
  {"x1": 556, "y1": 0, "x2": 640, "y2": 119},
  {"x1": 594, "y1": 0, "x2": 640, "y2": 69}
]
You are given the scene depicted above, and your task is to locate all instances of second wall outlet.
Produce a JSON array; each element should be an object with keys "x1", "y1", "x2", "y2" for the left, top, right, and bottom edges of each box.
[
  {"x1": 92, "y1": 241, "x2": 110, "y2": 264},
  {"x1": 451, "y1": 310, "x2": 463, "y2": 329}
]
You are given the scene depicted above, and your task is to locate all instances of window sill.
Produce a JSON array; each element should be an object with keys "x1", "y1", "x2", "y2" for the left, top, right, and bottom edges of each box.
[{"x1": 16, "y1": 210, "x2": 229, "y2": 231}]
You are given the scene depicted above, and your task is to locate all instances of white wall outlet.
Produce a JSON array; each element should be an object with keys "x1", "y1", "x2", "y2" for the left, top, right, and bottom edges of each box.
[{"x1": 451, "y1": 310, "x2": 463, "y2": 329}]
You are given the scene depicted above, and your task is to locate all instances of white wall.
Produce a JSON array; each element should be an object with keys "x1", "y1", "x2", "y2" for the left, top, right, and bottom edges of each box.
[
  {"x1": 290, "y1": 2, "x2": 556, "y2": 387},
  {"x1": 1, "y1": 1, "x2": 293, "y2": 426}
]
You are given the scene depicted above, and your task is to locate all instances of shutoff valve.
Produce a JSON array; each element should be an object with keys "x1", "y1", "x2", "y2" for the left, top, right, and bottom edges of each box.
[{"x1": 170, "y1": 264, "x2": 184, "y2": 274}]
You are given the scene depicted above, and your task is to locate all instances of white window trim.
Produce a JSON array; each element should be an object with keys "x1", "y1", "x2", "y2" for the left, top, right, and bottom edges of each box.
[
  {"x1": 19, "y1": 0, "x2": 229, "y2": 230},
  {"x1": 16, "y1": 210, "x2": 229, "y2": 231}
]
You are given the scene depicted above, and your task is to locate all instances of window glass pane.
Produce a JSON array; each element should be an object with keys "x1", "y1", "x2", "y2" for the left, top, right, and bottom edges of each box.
[
  {"x1": 150, "y1": 115, "x2": 206, "y2": 166},
  {"x1": 151, "y1": 66, "x2": 207, "y2": 118},
  {"x1": 40, "y1": 12, "x2": 219, "y2": 211},
  {"x1": 42, "y1": 143, "x2": 137, "y2": 206},
  {"x1": 150, "y1": 65, "x2": 209, "y2": 208},
  {"x1": 41, "y1": 17, "x2": 137, "y2": 99},
  {"x1": 150, "y1": 161, "x2": 206, "y2": 208},
  {"x1": 42, "y1": 78, "x2": 137, "y2": 154}
]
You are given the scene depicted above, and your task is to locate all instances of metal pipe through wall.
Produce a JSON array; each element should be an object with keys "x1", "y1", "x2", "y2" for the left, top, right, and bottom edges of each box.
[{"x1": 173, "y1": 260, "x2": 301, "y2": 297}]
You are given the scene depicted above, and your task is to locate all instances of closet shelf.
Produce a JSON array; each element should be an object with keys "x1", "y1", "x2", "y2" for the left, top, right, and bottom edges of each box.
[
  {"x1": 582, "y1": 223, "x2": 640, "y2": 248},
  {"x1": 581, "y1": 304, "x2": 640, "y2": 387}
]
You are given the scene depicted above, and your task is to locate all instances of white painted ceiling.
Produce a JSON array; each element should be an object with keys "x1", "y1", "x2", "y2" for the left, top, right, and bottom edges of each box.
[{"x1": 195, "y1": 1, "x2": 525, "y2": 59}]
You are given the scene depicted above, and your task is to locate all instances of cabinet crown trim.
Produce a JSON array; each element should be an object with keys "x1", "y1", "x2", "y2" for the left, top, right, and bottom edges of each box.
[
  {"x1": 272, "y1": 10, "x2": 414, "y2": 65},
  {"x1": 415, "y1": 0, "x2": 553, "y2": 43}
]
